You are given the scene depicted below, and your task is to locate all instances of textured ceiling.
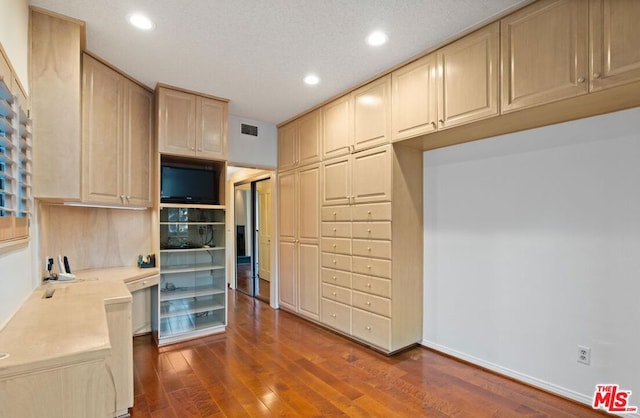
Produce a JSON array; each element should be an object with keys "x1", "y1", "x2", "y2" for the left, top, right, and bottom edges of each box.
[{"x1": 29, "y1": 0, "x2": 527, "y2": 125}]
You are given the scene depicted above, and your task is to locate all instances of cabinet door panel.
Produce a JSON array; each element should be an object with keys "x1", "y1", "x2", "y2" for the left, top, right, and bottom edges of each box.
[
  {"x1": 322, "y1": 95, "x2": 352, "y2": 159},
  {"x1": 158, "y1": 88, "x2": 196, "y2": 156},
  {"x1": 125, "y1": 82, "x2": 153, "y2": 207},
  {"x1": 298, "y1": 164, "x2": 320, "y2": 241},
  {"x1": 438, "y1": 22, "x2": 499, "y2": 129},
  {"x1": 82, "y1": 55, "x2": 123, "y2": 204},
  {"x1": 278, "y1": 240, "x2": 297, "y2": 311},
  {"x1": 391, "y1": 54, "x2": 437, "y2": 141},
  {"x1": 298, "y1": 242, "x2": 320, "y2": 319},
  {"x1": 352, "y1": 308, "x2": 390, "y2": 350},
  {"x1": 501, "y1": 0, "x2": 588, "y2": 112},
  {"x1": 278, "y1": 122, "x2": 297, "y2": 171},
  {"x1": 590, "y1": 0, "x2": 640, "y2": 91},
  {"x1": 197, "y1": 97, "x2": 226, "y2": 159},
  {"x1": 277, "y1": 170, "x2": 296, "y2": 240},
  {"x1": 352, "y1": 146, "x2": 391, "y2": 204},
  {"x1": 322, "y1": 156, "x2": 351, "y2": 206},
  {"x1": 353, "y1": 75, "x2": 390, "y2": 151},
  {"x1": 297, "y1": 109, "x2": 322, "y2": 166}
]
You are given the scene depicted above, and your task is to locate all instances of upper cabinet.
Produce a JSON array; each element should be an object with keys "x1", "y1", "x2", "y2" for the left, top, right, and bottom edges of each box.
[
  {"x1": 157, "y1": 85, "x2": 228, "y2": 160},
  {"x1": 501, "y1": 0, "x2": 589, "y2": 113},
  {"x1": 589, "y1": 0, "x2": 640, "y2": 91},
  {"x1": 437, "y1": 22, "x2": 500, "y2": 129},
  {"x1": 30, "y1": 9, "x2": 84, "y2": 200},
  {"x1": 353, "y1": 75, "x2": 391, "y2": 151},
  {"x1": 277, "y1": 108, "x2": 322, "y2": 171},
  {"x1": 82, "y1": 54, "x2": 153, "y2": 207},
  {"x1": 391, "y1": 23, "x2": 498, "y2": 141},
  {"x1": 322, "y1": 94, "x2": 352, "y2": 159}
]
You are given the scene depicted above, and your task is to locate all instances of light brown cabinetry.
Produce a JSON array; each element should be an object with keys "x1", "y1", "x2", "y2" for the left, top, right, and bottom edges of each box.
[
  {"x1": 278, "y1": 108, "x2": 322, "y2": 171},
  {"x1": 589, "y1": 0, "x2": 640, "y2": 91},
  {"x1": 82, "y1": 54, "x2": 153, "y2": 207},
  {"x1": 391, "y1": 23, "x2": 499, "y2": 140},
  {"x1": 277, "y1": 164, "x2": 321, "y2": 320},
  {"x1": 157, "y1": 85, "x2": 228, "y2": 160},
  {"x1": 320, "y1": 144, "x2": 422, "y2": 353},
  {"x1": 353, "y1": 75, "x2": 391, "y2": 150},
  {"x1": 30, "y1": 9, "x2": 84, "y2": 200},
  {"x1": 322, "y1": 94, "x2": 352, "y2": 159},
  {"x1": 501, "y1": 0, "x2": 589, "y2": 113}
]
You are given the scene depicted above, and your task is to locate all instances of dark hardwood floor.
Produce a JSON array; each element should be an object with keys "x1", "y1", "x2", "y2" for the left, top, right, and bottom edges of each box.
[{"x1": 131, "y1": 291, "x2": 604, "y2": 417}]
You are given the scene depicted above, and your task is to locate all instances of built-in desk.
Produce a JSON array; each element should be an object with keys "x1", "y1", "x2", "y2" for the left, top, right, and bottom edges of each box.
[{"x1": 0, "y1": 267, "x2": 158, "y2": 418}]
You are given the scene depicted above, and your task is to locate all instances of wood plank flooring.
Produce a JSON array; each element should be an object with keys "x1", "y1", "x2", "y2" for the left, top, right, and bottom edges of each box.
[{"x1": 131, "y1": 291, "x2": 605, "y2": 417}]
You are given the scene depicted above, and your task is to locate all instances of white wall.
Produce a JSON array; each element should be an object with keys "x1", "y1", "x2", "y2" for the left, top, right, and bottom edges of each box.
[
  {"x1": 227, "y1": 115, "x2": 277, "y2": 168},
  {"x1": 0, "y1": 0, "x2": 33, "y2": 329},
  {"x1": 423, "y1": 107, "x2": 640, "y2": 410}
]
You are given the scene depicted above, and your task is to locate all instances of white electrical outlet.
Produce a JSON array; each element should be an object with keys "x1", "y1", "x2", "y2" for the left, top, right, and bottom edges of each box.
[{"x1": 578, "y1": 345, "x2": 591, "y2": 365}]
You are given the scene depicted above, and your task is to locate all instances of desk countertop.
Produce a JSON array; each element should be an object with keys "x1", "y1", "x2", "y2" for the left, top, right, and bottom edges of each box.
[{"x1": 0, "y1": 266, "x2": 158, "y2": 378}]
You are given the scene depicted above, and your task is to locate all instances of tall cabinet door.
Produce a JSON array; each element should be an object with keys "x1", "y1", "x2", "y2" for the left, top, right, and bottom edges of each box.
[
  {"x1": 82, "y1": 54, "x2": 124, "y2": 205},
  {"x1": 352, "y1": 145, "x2": 392, "y2": 204},
  {"x1": 589, "y1": 0, "x2": 640, "y2": 91},
  {"x1": 196, "y1": 96, "x2": 227, "y2": 159},
  {"x1": 438, "y1": 22, "x2": 499, "y2": 129},
  {"x1": 391, "y1": 54, "x2": 438, "y2": 141},
  {"x1": 322, "y1": 95, "x2": 352, "y2": 159},
  {"x1": 124, "y1": 81, "x2": 153, "y2": 207},
  {"x1": 353, "y1": 75, "x2": 391, "y2": 151},
  {"x1": 278, "y1": 122, "x2": 297, "y2": 171},
  {"x1": 297, "y1": 163, "x2": 320, "y2": 319},
  {"x1": 158, "y1": 88, "x2": 197, "y2": 155},
  {"x1": 297, "y1": 109, "x2": 322, "y2": 166},
  {"x1": 501, "y1": 0, "x2": 589, "y2": 113},
  {"x1": 278, "y1": 170, "x2": 297, "y2": 310}
]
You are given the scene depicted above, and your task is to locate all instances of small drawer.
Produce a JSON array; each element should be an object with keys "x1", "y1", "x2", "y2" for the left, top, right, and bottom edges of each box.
[
  {"x1": 352, "y1": 203, "x2": 391, "y2": 221},
  {"x1": 351, "y1": 308, "x2": 390, "y2": 351},
  {"x1": 352, "y1": 290, "x2": 391, "y2": 317},
  {"x1": 322, "y1": 237, "x2": 351, "y2": 255},
  {"x1": 352, "y1": 222, "x2": 391, "y2": 240},
  {"x1": 352, "y1": 239, "x2": 391, "y2": 259},
  {"x1": 321, "y1": 205, "x2": 351, "y2": 222},
  {"x1": 126, "y1": 274, "x2": 159, "y2": 293},
  {"x1": 321, "y1": 268, "x2": 351, "y2": 288},
  {"x1": 321, "y1": 298, "x2": 351, "y2": 334},
  {"x1": 321, "y1": 222, "x2": 351, "y2": 238},
  {"x1": 352, "y1": 256, "x2": 391, "y2": 279},
  {"x1": 352, "y1": 274, "x2": 391, "y2": 298},
  {"x1": 321, "y1": 252, "x2": 352, "y2": 272},
  {"x1": 322, "y1": 283, "x2": 352, "y2": 305}
]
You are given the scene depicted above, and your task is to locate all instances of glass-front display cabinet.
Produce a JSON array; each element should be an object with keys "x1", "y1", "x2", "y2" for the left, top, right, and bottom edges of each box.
[{"x1": 153, "y1": 205, "x2": 226, "y2": 345}]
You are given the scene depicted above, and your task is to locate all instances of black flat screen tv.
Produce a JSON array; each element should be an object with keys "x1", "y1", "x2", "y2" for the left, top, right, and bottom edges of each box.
[{"x1": 161, "y1": 165, "x2": 218, "y2": 205}]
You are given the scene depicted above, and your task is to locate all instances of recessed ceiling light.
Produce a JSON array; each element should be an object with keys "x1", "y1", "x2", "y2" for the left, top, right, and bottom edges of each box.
[
  {"x1": 304, "y1": 74, "x2": 320, "y2": 86},
  {"x1": 367, "y1": 31, "x2": 388, "y2": 47},
  {"x1": 128, "y1": 14, "x2": 155, "y2": 30}
]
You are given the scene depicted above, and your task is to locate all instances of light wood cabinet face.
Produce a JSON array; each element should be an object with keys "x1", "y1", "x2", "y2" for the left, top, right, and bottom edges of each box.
[
  {"x1": 278, "y1": 240, "x2": 297, "y2": 310},
  {"x1": 298, "y1": 243, "x2": 320, "y2": 319},
  {"x1": 501, "y1": 0, "x2": 589, "y2": 113},
  {"x1": 353, "y1": 75, "x2": 391, "y2": 151},
  {"x1": 298, "y1": 164, "x2": 320, "y2": 241},
  {"x1": 297, "y1": 108, "x2": 323, "y2": 166},
  {"x1": 391, "y1": 54, "x2": 438, "y2": 141},
  {"x1": 438, "y1": 22, "x2": 499, "y2": 129},
  {"x1": 590, "y1": 0, "x2": 640, "y2": 91},
  {"x1": 82, "y1": 55, "x2": 124, "y2": 204},
  {"x1": 322, "y1": 95, "x2": 352, "y2": 159},
  {"x1": 197, "y1": 97, "x2": 227, "y2": 159},
  {"x1": 277, "y1": 170, "x2": 296, "y2": 240},
  {"x1": 322, "y1": 156, "x2": 351, "y2": 206},
  {"x1": 278, "y1": 122, "x2": 297, "y2": 171},
  {"x1": 352, "y1": 145, "x2": 391, "y2": 204},
  {"x1": 124, "y1": 83, "x2": 153, "y2": 206},
  {"x1": 158, "y1": 88, "x2": 197, "y2": 155}
]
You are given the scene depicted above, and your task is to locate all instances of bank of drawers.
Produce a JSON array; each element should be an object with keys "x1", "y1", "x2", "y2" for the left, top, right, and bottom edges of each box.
[{"x1": 320, "y1": 202, "x2": 393, "y2": 350}]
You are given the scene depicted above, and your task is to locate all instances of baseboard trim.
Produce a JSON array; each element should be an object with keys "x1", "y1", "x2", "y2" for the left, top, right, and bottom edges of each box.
[{"x1": 421, "y1": 339, "x2": 640, "y2": 418}]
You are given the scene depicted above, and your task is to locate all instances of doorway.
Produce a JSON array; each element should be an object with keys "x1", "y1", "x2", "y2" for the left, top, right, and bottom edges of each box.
[{"x1": 234, "y1": 178, "x2": 271, "y2": 302}]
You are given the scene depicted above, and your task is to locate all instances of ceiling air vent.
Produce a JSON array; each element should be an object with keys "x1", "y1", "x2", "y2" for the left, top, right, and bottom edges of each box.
[{"x1": 241, "y1": 123, "x2": 258, "y2": 137}]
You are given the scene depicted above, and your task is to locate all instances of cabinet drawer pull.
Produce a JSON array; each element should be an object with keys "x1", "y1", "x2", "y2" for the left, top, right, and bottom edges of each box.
[
  {"x1": 367, "y1": 228, "x2": 371, "y2": 233},
  {"x1": 593, "y1": 73, "x2": 600, "y2": 79},
  {"x1": 142, "y1": 281, "x2": 147, "y2": 285},
  {"x1": 332, "y1": 292, "x2": 337, "y2": 296},
  {"x1": 578, "y1": 77, "x2": 585, "y2": 83},
  {"x1": 332, "y1": 313, "x2": 336, "y2": 318},
  {"x1": 431, "y1": 121, "x2": 437, "y2": 128},
  {"x1": 366, "y1": 301, "x2": 371, "y2": 306},
  {"x1": 367, "y1": 210, "x2": 371, "y2": 215},
  {"x1": 366, "y1": 283, "x2": 371, "y2": 288},
  {"x1": 333, "y1": 211, "x2": 337, "y2": 215},
  {"x1": 332, "y1": 244, "x2": 336, "y2": 248},
  {"x1": 333, "y1": 227, "x2": 337, "y2": 231},
  {"x1": 332, "y1": 276, "x2": 337, "y2": 280},
  {"x1": 367, "y1": 247, "x2": 371, "y2": 251},
  {"x1": 367, "y1": 265, "x2": 371, "y2": 269},
  {"x1": 439, "y1": 119, "x2": 444, "y2": 124},
  {"x1": 332, "y1": 259, "x2": 337, "y2": 264},
  {"x1": 366, "y1": 326, "x2": 372, "y2": 331}
]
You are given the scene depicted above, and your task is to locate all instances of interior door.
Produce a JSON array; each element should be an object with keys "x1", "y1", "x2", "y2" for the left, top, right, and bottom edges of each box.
[{"x1": 256, "y1": 179, "x2": 271, "y2": 281}]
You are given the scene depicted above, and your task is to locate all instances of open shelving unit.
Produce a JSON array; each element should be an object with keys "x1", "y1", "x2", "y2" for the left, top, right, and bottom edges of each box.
[{"x1": 153, "y1": 205, "x2": 227, "y2": 346}]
